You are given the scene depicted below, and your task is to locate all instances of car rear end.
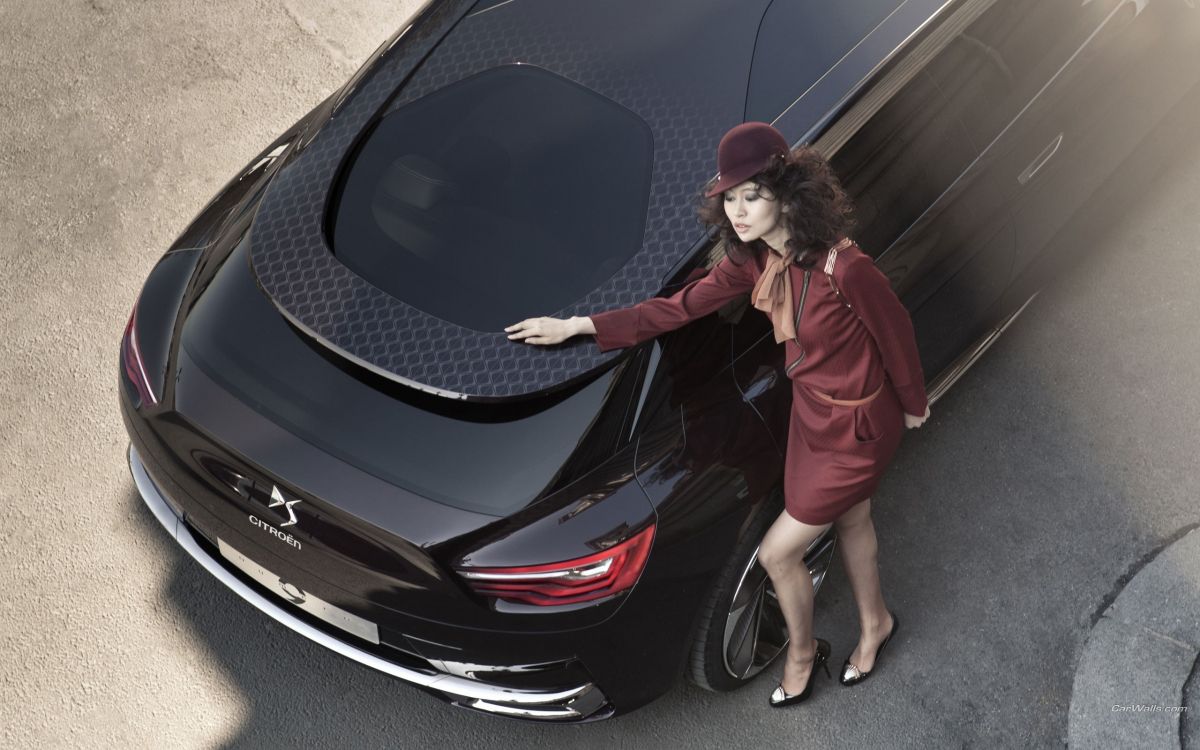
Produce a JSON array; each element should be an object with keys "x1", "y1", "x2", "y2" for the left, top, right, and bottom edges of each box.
[
  {"x1": 117, "y1": 0, "x2": 794, "y2": 720},
  {"x1": 118, "y1": 223, "x2": 697, "y2": 719}
]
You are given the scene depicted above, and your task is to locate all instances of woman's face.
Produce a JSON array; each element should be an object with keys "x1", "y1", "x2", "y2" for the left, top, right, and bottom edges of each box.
[{"x1": 723, "y1": 181, "x2": 788, "y2": 250}]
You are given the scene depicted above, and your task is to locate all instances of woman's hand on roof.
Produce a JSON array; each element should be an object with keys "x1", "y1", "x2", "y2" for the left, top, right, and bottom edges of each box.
[{"x1": 505, "y1": 316, "x2": 578, "y2": 346}]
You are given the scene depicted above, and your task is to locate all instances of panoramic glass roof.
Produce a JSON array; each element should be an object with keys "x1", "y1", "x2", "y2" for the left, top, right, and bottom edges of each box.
[{"x1": 331, "y1": 65, "x2": 654, "y2": 332}]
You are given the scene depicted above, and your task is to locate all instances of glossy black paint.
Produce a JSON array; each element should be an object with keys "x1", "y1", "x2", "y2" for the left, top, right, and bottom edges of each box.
[
  {"x1": 130, "y1": 248, "x2": 201, "y2": 402},
  {"x1": 179, "y1": 238, "x2": 639, "y2": 517},
  {"x1": 120, "y1": 0, "x2": 1200, "y2": 721}
]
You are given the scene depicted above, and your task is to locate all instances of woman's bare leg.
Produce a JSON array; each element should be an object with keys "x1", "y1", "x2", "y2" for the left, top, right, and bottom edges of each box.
[
  {"x1": 757, "y1": 509, "x2": 833, "y2": 694},
  {"x1": 834, "y1": 497, "x2": 895, "y2": 674}
]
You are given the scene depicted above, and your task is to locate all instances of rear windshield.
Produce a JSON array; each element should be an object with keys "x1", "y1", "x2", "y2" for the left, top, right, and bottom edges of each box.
[{"x1": 330, "y1": 65, "x2": 654, "y2": 331}]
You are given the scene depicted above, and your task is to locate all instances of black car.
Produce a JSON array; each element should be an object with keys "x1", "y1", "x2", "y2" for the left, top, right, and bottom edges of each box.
[{"x1": 120, "y1": 0, "x2": 1200, "y2": 722}]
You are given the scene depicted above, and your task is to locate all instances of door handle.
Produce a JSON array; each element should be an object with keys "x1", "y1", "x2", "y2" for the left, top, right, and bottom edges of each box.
[
  {"x1": 742, "y1": 369, "x2": 778, "y2": 400},
  {"x1": 1081, "y1": 0, "x2": 1146, "y2": 16},
  {"x1": 1017, "y1": 132, "x2": 1064, "y2": 186}
]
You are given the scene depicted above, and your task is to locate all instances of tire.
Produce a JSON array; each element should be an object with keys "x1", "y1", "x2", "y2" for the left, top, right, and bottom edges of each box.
[{"x1": 685, "y1": 490, "x2": 839, "y2": 692}]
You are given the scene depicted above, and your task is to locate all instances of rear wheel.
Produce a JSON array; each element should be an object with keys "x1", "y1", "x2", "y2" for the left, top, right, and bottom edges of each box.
[{"x1": 686, "y1": 492, "x2": 839, "y2": 692}]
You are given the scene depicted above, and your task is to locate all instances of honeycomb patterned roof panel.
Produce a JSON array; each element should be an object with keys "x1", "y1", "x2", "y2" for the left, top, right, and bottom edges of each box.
[{"x1": 249, "y1": 0, "x2": 774, "y2": 400}]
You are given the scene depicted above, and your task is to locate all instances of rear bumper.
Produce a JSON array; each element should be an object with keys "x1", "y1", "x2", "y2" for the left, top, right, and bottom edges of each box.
[{"x1": 128, "y1": 443, "x2": 612, "y2": 721}]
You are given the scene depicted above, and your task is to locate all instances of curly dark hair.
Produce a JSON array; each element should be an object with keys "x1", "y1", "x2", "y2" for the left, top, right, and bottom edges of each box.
[{"x1": 697, "y1": 145, "x2": 855, "y2": 270}]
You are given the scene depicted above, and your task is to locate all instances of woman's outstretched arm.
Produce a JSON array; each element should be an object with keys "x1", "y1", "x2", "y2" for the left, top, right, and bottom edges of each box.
[{"x1": 506, "y1": 254, "x2": 756, "y2": 351}]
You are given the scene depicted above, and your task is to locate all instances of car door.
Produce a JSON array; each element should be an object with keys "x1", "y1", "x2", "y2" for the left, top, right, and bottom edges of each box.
[
  {"x1": 811, "y1": 0, "x2": 1181, "y2": 383},
  {"x1": 824, "y1": 32, "x2": 1019, "y2": 381},
  {"x1": 727, "y1": 275, "x2": 791, "y2": 456},
  {"x1": 964, "y1": 0, "x2": 1200, "y2": 276}
]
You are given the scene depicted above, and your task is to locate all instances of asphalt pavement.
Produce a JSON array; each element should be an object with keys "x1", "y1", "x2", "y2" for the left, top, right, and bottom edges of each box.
[{"x1": 2, "y1": 1, "x2": 1198, "y2": 747}]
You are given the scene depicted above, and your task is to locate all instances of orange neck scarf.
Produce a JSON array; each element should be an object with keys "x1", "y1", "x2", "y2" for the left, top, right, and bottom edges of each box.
[{"x1": 750, "y1": 245, "x2": 797, "y2": 343}]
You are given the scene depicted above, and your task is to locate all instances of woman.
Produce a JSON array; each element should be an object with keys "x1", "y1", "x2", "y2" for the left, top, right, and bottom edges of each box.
[{"x1": 505, "y1": 122, "x2": 930, "y2": 708}]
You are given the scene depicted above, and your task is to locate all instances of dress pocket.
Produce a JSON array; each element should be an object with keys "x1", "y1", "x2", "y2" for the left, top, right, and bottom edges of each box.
[{"x1": 852, "y1": 404, "x2": 885, "y2": 445}]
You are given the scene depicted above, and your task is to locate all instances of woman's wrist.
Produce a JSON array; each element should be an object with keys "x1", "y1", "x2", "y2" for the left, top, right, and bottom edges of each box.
[{"x1": 572, "y1": 316, "x2": 597, "y2": 337}]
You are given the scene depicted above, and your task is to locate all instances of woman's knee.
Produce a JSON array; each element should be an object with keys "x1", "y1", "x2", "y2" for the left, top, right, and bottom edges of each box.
[
  {"x1": 757, "y1": 526, "x2": 801, "y2": 573},
  {"x1": 757, "y1": 513, "x2": 826, "y2": 573},
  {"x1": 756, "y1": 539, "x2": 790, "y2": 573},
  {"x1": 833, "y1": 497, "x2": 873, "y2": 534}
]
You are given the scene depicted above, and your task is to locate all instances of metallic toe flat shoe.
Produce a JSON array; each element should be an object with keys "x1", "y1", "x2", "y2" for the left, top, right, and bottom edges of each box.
[
  {"x1": 840, "y1": 614, "x2": 899, "y2": 686},
  {"x1": 768, "y1": 638, "x2": 831, "y2": 708}
]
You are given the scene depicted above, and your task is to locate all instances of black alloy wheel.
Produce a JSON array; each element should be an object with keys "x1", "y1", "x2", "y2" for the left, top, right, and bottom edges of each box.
[{"x1": 687, "y1": 491, "x2": 839, "y2": 692}]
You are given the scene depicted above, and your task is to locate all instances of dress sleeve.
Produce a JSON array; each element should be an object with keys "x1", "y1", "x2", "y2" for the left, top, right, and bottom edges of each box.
[
  {"x1": 589, "y1": 254, "x2": 756, "y2": 353},
  {"x1": 839, "y1": 255, "x2": 928, "y2": 417}
]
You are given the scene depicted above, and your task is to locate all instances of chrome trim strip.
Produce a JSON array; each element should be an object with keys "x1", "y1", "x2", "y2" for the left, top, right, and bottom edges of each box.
[
  {"x1": 466, "y1": 699, "x2": 579, "y2": 719},
  {"x1": 926, "y1": 291, "x2": 1039, "y2": 405},
  {"x1": 629, "y1": 341, "x2": 661, "y2": 441},
  {"x1": 458, "y1": 559, "x2": 612, "y2": 580},
  {"x1": 125, "y1": 318, "x2": 158, "y2": 406},
  {"x1": 467, "y1": 0, "x2": 518, "y2": 17},
  {"x1": 133, "y1": 446, "x2": 180, "y2": 537},
  {"x1": 271, "y1": 301, "x2": 469, "y2": 401},
  {"x1": 1018, "y1": 133, "x2": 1065, "y2": 186},
  {"x1": 127, "y1": 444, "x2": 603, "y2": 715},
  {"x1": 770, "y1": 0, "x2": 917, "y2": 127}
]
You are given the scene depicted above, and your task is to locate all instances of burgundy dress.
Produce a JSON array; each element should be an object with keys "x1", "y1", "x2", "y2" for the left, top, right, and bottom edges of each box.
[{"x1": 589, "y1": 240, "x2": 928, "y2": 524}]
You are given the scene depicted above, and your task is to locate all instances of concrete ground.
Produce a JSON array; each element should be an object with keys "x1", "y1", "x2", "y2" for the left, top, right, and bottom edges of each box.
[{"x1": 2, "y1": 1, "x2": 1198, "y2": 748}]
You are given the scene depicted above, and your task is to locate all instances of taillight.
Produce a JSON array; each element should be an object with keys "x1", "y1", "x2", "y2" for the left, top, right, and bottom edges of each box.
[
  {"x1": 456, "y1": 524, "x2": 656, "y2": 606},
  {"x1": 121, "y1": 303, "x2": 158, "y2": 406}
]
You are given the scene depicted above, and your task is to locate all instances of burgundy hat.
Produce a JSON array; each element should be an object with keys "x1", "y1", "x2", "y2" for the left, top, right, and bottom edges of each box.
[{"x1": 705, "y1": 122, "x2": 790, "y2": 197}]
